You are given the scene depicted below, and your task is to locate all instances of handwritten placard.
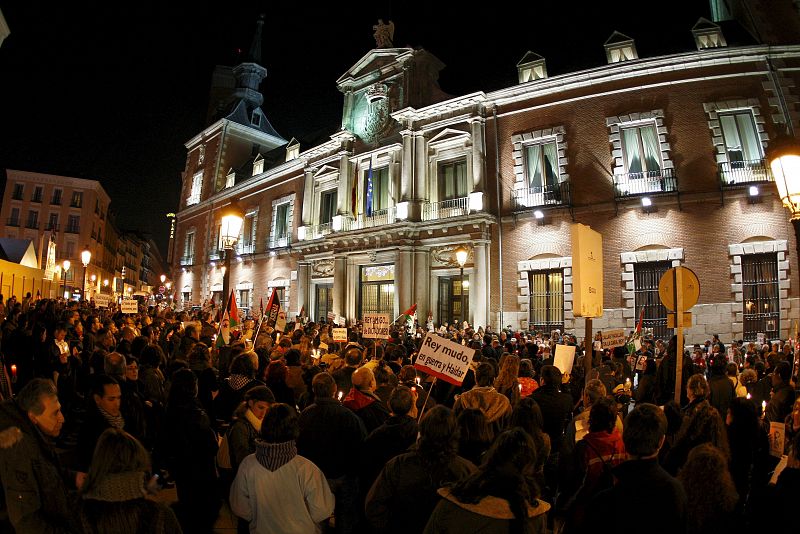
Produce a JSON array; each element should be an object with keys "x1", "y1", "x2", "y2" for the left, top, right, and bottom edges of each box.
[
  {"x1": 332, "y1": 328, "x2": 348, "y2": 342},
  {"x1": 601, "y1": 329, "x2": 626, "y2": 349},
  {"x1": 553, "y1": 344, "x2": 576, "y2": 376},
  {"x1": 414, "y1": 333, "x2": 472, "y2": 386},
  {"x1": 363, "y1": 313, "x2": 390, "y2": 339},
  {"x1": 121, "y1": 300, "x2": 138, "y2": 314}
]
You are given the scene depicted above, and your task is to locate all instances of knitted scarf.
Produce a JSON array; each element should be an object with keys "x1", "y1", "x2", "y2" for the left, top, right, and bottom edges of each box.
[
  {"x1": 255, "y1": 440, "x2": 297, "y2": 472},
  {"x1": 98, "y1": 406, "x2": 125, "y2": 430},
  {"x1": 82, "y1": 471, "x2": 146, "y2": 502},
  {"x1": 228, "y1": 374, "x2": 252, "y2": 391},
  {"x1": 245, "y1": 408, "x2": 263, "y2": 433}
]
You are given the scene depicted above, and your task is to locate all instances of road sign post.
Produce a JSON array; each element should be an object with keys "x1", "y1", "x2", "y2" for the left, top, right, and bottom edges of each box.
[{"x1": 658, "y1": 266, "x2": 700, "y2": 405}]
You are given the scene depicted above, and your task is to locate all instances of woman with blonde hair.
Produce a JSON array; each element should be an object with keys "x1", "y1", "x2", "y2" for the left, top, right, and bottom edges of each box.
[
  {"x1": 494, "y1": 354, "x2": 521, "y2": 406},
  {"x1": 80, "y1": 428, "x2": 181, "y2": 533}
]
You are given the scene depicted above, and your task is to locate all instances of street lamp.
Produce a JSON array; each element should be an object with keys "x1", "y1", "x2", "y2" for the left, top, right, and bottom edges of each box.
[
  {"x1": 769, "y1": 134, "x2": 800, "y2": 341},
  {"x1": 103, "y1": 279, "x2": 109, "y2": 294},
  {"x1": 219, "y1": 200, "x2": 244, "y2": 314},
  {"x1": 62, "y1": 260, "x2": 71, "y2": 298},
  {"x1": 455, "y1": 246, "x2": 468, "y2": 327},
  {"x1": 81, "y1": 245, "x2": 91, "y2": 302}
]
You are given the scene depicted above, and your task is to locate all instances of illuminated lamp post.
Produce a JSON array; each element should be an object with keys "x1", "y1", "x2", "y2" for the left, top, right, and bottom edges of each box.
[
  {"x1": 219, "y1": 201, "x2": 244, "y2": 315},
  {"x1": 455, "y1": 246, "x2": 469, "y2": 327},
  {"x1": 62, "y1": 260, "x2": 71, "y2": 299},
  {"x1": 81, "y1": 245, "x2": 91, "y2": 301},
  {"x1": 769, "y1": 134, "x2": 800, "y2": 344}
]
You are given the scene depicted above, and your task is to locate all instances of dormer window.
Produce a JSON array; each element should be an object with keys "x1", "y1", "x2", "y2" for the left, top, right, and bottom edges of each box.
[
  {"x1": 604, "y1": 31, "x2": 638, "y2": 64},
  {"x1": 225, "y1": 168, "x2": 236, "y2": 189},
  {"x1": 517, "y1": 51, "x2": 547, "y2": 84},
  {"x1": 253, "y1": 154, "x2": 264, "y2": 176},
  {"x1": 286, "y1": 138, "x2": 300, "y2": 162},
  {"x1": 692, "y1": 18, "x2": 727, "y2": 50}
]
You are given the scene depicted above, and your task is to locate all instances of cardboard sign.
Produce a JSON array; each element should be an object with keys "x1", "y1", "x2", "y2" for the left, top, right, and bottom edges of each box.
[
  {"x1": 553, "y1": 344, "x2": 576, "y2": 376},
  {"x1": 120, "y1": 300, "x2": 138, "y2": 314},
  {"x1": 414, "y1": 333, "x2": 472, "y2": 386},
  {"x1": 94, "y1": 294, "x2": 110, "y2": 308},
  {"x1": 601, "y1": 329, "x2": 626, "y2": 349},
  {"x1": 332, "y1": 328, "x2": 348, "y2": 342},
  {"x1": 363, "y1": 313, "x2": 390, "y2": 339},
  {"x1": 769, "y1": 422, "x2": 786, "y2": 458}
]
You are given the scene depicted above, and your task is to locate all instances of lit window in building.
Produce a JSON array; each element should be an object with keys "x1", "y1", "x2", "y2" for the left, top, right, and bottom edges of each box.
[
  {"x1": 187, "y1": 172, "x2": 203, "y2": 205},
  {"x1": 634, "y1": 261, "x2": 671, "y2": 340},
  {"x1": 528, "y1": 270, "x2": 564, "y2": 332},
  {"x1": 742, "y1": 253, "x2": 779, "y2": 341},
  {"x1": 438, "y1": 159, "x2": 468, "y2": 201},
  {"x1": 621, "y1": 123, "x2": 661, "y2": 176},
  {"x1": 319, "y1": 189, "x2": 337, "y2": 226},
  {"x1": 360, "y1": 264, "x2": 394, "y2": 317}
]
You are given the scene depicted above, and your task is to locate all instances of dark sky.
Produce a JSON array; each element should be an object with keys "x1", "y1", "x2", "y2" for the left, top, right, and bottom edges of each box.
[{"x1": 0, "y1": 1, "x2": 711, "y2": 257}]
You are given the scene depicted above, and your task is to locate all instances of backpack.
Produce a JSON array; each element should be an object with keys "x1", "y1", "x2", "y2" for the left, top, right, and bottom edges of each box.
[{"x1": 583, "y1": 439, "x2": 616, "y2": 494}]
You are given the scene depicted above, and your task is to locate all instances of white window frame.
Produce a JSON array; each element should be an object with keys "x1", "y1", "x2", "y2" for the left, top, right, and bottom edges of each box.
[
  {"x1": 704, "y1": 100, "x2": 768, "y2": 185},
  {"x1": 270, "y1": 194, "x2": 294, "y2": 248},
  {"x1": 187, "y1": 171, "x2": 203, "y2": 205}
]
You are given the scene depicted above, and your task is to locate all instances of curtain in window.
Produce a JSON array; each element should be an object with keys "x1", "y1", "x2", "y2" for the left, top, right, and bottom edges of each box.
[
  {"x1": 640, "y1": 126, "x2": 661, "y2": 172},
  {"x1": 623, "y1": 128, "x2": 642, "y2": 173},
  {"x1": 720, "y1": 115, "x2": 743, "y2": 161},
  {"x1": 526, "y1": 145, "x2": 543, "y2": 189},
  {"x1": 736, "y1": 113, "x2": 761, "y2": 161},
  {"x1": 276, "y1": 205, "x2": 288, "y2": 238},
  {"x1": 543, "y1": 142, "x2": 558, "y2": 188}
]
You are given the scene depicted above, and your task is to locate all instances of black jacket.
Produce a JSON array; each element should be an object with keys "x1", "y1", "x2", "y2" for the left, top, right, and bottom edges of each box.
[
  {"x1": 297, "y1": 397, "x2": 367, "y2": 479},
  {"x1": 361, "y1": 415, "x2": 418, "y2": 490},
  {"x1": 531, "y1": 384, "x2": 574, "y2": 454},
  {"x1": 707, "y1": 373, "x2": 735, "y2": 419},
  {"x1": 583, "y1": 458, "x2": 687, "y2": 534}
]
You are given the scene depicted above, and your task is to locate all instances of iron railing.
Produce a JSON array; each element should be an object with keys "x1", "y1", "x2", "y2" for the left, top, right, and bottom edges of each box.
[
  {"x1": 614, "y1": 168, "x2": 677, "y2": 198},
  {"x1": 6, "y1": 218, "x2": 19, "y2": 227},
  {"x1": 268, "y1": 235, "x2": 292, "y2": 249},
  {"x1": 64, "y1": 225, "x2": 80, "y2": 234},
  {"x1": 512, "y1": 181, "x2": 571, "y2": 210},
  {"x1": 306, "y1": 223, "x2": 333, "y2": 240},
  {"x1": 421, "y1": 197, "x2": 469, "y2": 221},
  {"x1": 342, "y1": 207, "x2": 397, "y2": 231},
  {"x1": 179, "y1": 255, "x2": 194, "y2": 266},
  {"x1": 719, "y1": 159, "x2": 772, "y2": 187}
]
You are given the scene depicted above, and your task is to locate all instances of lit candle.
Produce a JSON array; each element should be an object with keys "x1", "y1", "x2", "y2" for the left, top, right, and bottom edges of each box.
[
  {"x1": 10, "y1": 364, "x2": 17, "y2": 382},
  {"x1": 518, "y1": 383, "x2": 523, "y2": 393},
  {"x1": 746, "y1": 393, "x2": 752, "y2": 400},
  {"x1": 415, "y1": 377, "x2": 421, "y2": 387},
  {"x1": 625, "y1": 378, "x2": 632, "y2": 390},
  {"x1": 337, "y1": 391, "x2": 343, "y2": 401}
]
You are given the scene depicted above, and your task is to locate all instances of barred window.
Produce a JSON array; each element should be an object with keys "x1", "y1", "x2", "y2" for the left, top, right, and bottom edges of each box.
[
  {"x1": 742, "y1": 253, "x2": 779, "y2": 340},
  {"x1": 528, "y1": 270, "x2": 564, "y2": 332},
  {"x1": 634, "y1": 261, "x2": 671, "y2": 340}
]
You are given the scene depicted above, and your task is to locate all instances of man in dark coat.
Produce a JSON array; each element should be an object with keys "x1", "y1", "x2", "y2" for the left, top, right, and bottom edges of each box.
[
  {"x1": 707, "y1": 356, "x2": 735, "y2": 418},
  {"x1": 0, "y1": 378, "x2": 82, "y2": 533},
  {"x1": 583, "y1": 403, "x2": 687, "y2": 534},
  {"x1": 360, "y1": 385, "x2": 419, "y2": 492},
  {"x1": 766, "y1": 361, "x2": 796, "y2": 423},
  {"x1": 655, "y1": 335, "x2": 693, "y2": 406},
  {"x1": 531, "y1": 364, "x2": 574, "y2": 455},
  {"x1": 76, "y1": 375, "x2": 123, "y2": 472},
  {"x1": 298, "y1": 372, "x2": 366, "y2": 534}
]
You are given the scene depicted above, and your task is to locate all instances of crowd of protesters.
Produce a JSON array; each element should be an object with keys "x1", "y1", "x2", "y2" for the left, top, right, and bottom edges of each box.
[{"x1": 0, "y1": 293, "x2": 797, "y2": 534}]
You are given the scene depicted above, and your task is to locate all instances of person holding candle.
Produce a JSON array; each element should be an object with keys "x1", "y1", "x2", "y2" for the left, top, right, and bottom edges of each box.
[{"x1": 297, "y1": 372, "x2": 366, "y2": 534}]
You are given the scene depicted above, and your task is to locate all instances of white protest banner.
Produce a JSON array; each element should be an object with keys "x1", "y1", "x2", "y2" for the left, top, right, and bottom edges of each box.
[
  {"x1": 94, "y1": 294, "x2": 111, "y2": 308},
  {"x1": 275, "y1": 311, "x2": 287, "y2": 333},
  {"x1": 414, "y1": 333, "x2": 472, "y2": 386},
  {"x1": 332, "y1": 328, "x2": 348, "y2": 342},
  {"x1": 601, "y1": 329, "x2": 626, "y2": 349},
  {"x1": 553, "y1": 344, "x2": 576, "y2": 376},
  {"x1": 769, "y1": 422, "x2": 786, "y2": 457},
  {"x1": 120, "y1": 300, "x2": 138, "y2": 314},
  {"x1": 363, "y1": 313, "x2": 390, "y2": 339}
]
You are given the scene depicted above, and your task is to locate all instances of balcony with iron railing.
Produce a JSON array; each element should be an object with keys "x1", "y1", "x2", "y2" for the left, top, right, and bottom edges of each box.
[
  {"x1": 208, "y1": 249, "x2": 222, "y2": 261},
  {"x1": 237, "y1": 243, "x2": 256, "y2": 255},
  {"x1": 341, "y1": 207, "x2": 397, "y2": 231},
  {"x1": 25, "y1": 220, "x2": 39, "y2": 229},
  {"x1": 613, "y1": 168, "x2": 677, "y2": 198},
  {"x1": 421, "y1": 197, "x2": 469, "y2": 221},
  {"x1": 31, "y1": 193, "x2": 42, "y2": 203},
  {"x1": 179, "y1": 255, "x2": 194, "y2": 266},
  {"x1": 305, "y1": 222, "x2": 333, "y2": 240},
  {"x1": 512, "y1": 181, "x2": 571, "y2": 211},
  {"x1": 6, "y1": 217, "x2": 20, "y2": 227},
  {"x1": 718, "y1": 159, "x2": 772, "y2": 188},
  {"x1": 268, "y1": 234, "x2": 292, "y2": 249},
  {"x1": 45, "y1": 223, "x2": 60, "y2": 232}
]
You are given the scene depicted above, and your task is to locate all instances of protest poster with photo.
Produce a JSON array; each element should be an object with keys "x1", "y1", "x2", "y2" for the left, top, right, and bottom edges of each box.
[
  {"x1": 362, "y1": 313, "x2": 390, "y2": 339},
  {"x1": 414, "y1": 333, "x2": 472, "y2": 386},
  {"x1": 769, "y1": 422, "x2": 786, "y2": 458}
]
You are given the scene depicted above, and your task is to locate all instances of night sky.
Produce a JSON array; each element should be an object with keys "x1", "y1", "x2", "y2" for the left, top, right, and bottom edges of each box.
[{"x1": 0, "y1": 1, "x2": 710, "y2": 257}]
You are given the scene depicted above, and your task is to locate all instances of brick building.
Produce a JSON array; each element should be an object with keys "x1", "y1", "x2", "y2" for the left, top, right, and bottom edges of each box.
[{"x1": 172, "y1": 5, "x2": 800, "y2": 344}]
